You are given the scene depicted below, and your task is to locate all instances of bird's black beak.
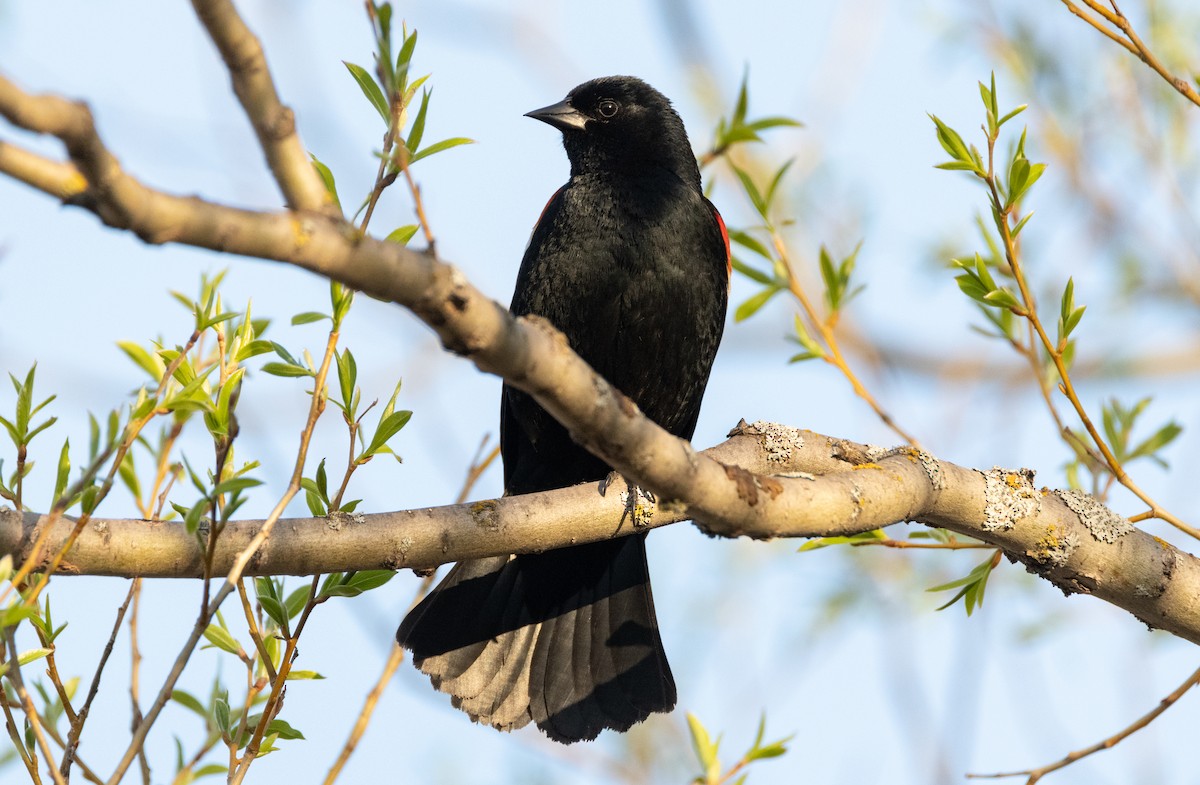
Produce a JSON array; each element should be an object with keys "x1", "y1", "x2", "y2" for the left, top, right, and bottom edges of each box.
[{"x1": 525, "y1": 98, "x2": 589, "y2": 132}]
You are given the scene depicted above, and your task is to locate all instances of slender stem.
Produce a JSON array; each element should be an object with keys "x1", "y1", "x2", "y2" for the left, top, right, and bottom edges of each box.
[
  {"x1": 852, "y1": 538, "x2": 991, "y2": 551},
  {"x1": 969, "y1": 662, "x2": 1200, "y2": 783},
  {"x1": 1062, "y1": 0, "x2": 1200, "y2": 108},
  {"x1": 769, "y1": 229, "x2": 922, "y2": 448},
  {"x1": 1, "y1": 668, "x2": 41, "y2": 783},
  {"x1": 455, "y1": 438, "x2": 501, "y2": 505},
  {"x1": 127, "y1": 578, "x2": 151, "y2": 785},
  {"x1": 230, "y1": 574, "x2": 321, "y2": 784},
  {"x1": 235, "y1": 578, "x2": 278, "y2": 681},
  {"x1": 60, "y1": 581, "x2": 137, "y2": 780},
  {"x1": 4, "y1": 629, "x2": 67, "y2": 785}
]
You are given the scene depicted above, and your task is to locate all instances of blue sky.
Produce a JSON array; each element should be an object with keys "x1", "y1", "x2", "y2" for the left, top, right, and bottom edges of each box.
[{"x1": 2, "y1": 1, "x2": 1199, "y2": 784}]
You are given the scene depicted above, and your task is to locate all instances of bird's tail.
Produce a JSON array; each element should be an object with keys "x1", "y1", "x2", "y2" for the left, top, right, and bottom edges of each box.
[{"x1": 395, "y1": 534, "x2": 676, "y2": 743}]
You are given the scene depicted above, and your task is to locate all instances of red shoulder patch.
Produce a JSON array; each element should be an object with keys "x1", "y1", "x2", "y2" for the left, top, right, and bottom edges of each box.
[
  {"x1": 524, "y1": 185, "x2": 567, "y2": 253},
  {"x1": 537, "y1": 185, "x2": 566, "y2": 228},
  {"x1": 710, "y1": 203, "x2": 731, "y2": 284}
]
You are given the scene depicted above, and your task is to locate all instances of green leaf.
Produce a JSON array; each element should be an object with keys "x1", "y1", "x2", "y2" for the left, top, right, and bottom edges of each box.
[
  {"x1": 731, "y1": 257, "x2": 773, "y2": 285},
  {"x1": 686, "y1": 712, "x2": 721, "y2": 783},
  {"x1": 734, "y1": 286, "x2": 781, "y2": 323},
  {"x1": 118, "y1": 341, "x2": 166, "y2": 382},
  {"x1": 171, "y1": 689, "x2": 208, "y2": 718},
  {"x1": 315, "y1": 458, "x2": 328, "y2": 499},
  {"x1": 259, "y1": 595, "x2": 288, "y2": 630},
  {"x1": 284, "y1": 586, "x2": 312, "y2": 620},
  {"x1": 405, "y1": 89, "x2": 432, "y2": 157},
  {"x1": 745, "y1": 712, "x2": 793, "y2": 761},
  {"x1": 303, "y1": 486, "x2": 326, "y2": 517},
  {"x1": 727, "y1": 228, "x2": 773, "y2": 261},
  {"x1": 193, "y1": 764, "x2": 228, "y2": 779},
  {"x1": 928, "y1": 553, "x2": 997, "y2": 615},
  {"x1": 982, "y1": 288, "x2": 1022, "y2": 311},
  {"x1": 235, "y1": 339, "x2": 275, "y2": 363},
  {"x1": 212, "y1": 476, "x2": 262, "y2": 497},
  {"x1": 266, "y1": 719, "x2": 305, "y2": 740},
  {"x1": 1010, "y1": 211, "x2": 1035, "y2": 238},
  {"x1": 385, "y1": 225, "x2": 420, "y2": 245},
  {"x1": 788, "y1": 314, "x2": 826, "y2": 362},
  {"x1": 309, "y1": 154, "x2": 342, "y2": 213},
  {"x1": 362, "y1": 410, "x2": 412, "y2": 459},
  {"x1": 997, "y1": 104, "x2": 1028, "y2": 128},
  {"x1": 285, "y1": 669, "x2": 325, "y2": 680},
  {"x1": 320, "y1": 570, "x2": 396, "y2": 598},
  {"x1": 746, "y1": 116, "x2": 802, "y2": 132},
  {"x1": 729, "y1": 162, "x2": 767, "y2": 218},
  {"x1": 260, "y1": 362, "x2": 313, "y2": 378},
  {"x1": 395, "y1": 29, "x2": 418, "y2": 82},
  {"x1": 53, "y1": 438, "x2": 70, "y2": 505},
  {"x1": 0, "y1": 603, "x2": 40, "y2": 629},
  {"x1": 336, "y1": 349, "x2": 358, "y2": 415},
  {"x1": 17, "y1": 648, "x2": 51, "y2": 666},
  {"x1": 291, "y1": 312, "x2": 330, "y2": 326},
  {"x1": 1128, "y1": 421, "x2": 1183, "y2": 465},
  {"x1": 798, "y1": 529, "x2": 886, "y2": 551},
  {"x1": 202, "y1": 624, "x2": 241, "y2": 656},
  {"x1": 928, "y1": 114, "x2": 974, "y2": 167},
  {"x1": 213, "y1": 695, "x2": 231, "y2": 735},
  {"x1": 409, "y1": 137, "x2": 475, "y2": 165},
  {"x1": 747, "y1": 741, "x2": 790, "y2": 760},
  {"x1": 763, "y1": 159, "x2": 794, "y2": 212},
  {"x1": 934, "y1": 161, "x2": 980, "y2": 172},
  {"x1": 343, "y1": 61, "x2": 389, "y2": 124}
]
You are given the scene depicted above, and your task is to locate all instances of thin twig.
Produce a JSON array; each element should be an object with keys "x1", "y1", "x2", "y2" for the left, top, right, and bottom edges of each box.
[
  {"x1": 127, "y1": 578, "x2": 151, "y2": 785},
  {"x1": 969, "y1": 662, "x2": 1200, "y2": 784},
  {"x1": 1061, "y1": 0, "x2": 1200, "y2": 108},
  {"x1": 1, "y1": 663, "x2": 41, "y2": 783},
  {"x1": 322, "y1": 568, "x2": 438, "y2": 785},
  {"x1": 455, "y1": 435, "x2": 500, "y2": 505},
  {"x1": 768, "y1": 228, "x2": 922, "y2": 448},
  {"x1": 4, "y1": 629, "x2": 67, "y2": 785},
  {"x1": 851, "y1": 538, "x2": 991, "y2": 551},
  {"x1": 60, "y1": 581, "x2": 137, "y2": 780},
  {"x1": 235, "y1": 578, "x2": 279, "y2": 680},
  {"x1": 320, "y1": 643, "x2": 406, "y2": 785}
]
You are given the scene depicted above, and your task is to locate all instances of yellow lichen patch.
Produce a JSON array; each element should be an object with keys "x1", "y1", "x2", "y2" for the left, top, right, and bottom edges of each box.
[
  {"x1": 469, "y1": 499, "x2": 500, "y2": 531},
  {"x1": 1035, "y1": 524, "x2": 1060, "y2": 551},
  {"x1": 1004, "y1": 472, "x2": 1024, "y2": 489},
  {"x1": 851, "y1": 462, "x2": 882, "y2": 470},
  {"x1": 62, "y1": 171, "x2": 89, "y2": 198},
  {"x1": 290, "y1": 215, "x2": 313, "y2": 249}
]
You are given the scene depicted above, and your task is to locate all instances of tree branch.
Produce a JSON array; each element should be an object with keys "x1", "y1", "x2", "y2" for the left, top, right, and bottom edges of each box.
[
  {"x1": 2, "y1": 424, "x2": 1198, "y2": 647},
  {"x1": 190, "y1": 0, "x2": 333, "y2": 212}
]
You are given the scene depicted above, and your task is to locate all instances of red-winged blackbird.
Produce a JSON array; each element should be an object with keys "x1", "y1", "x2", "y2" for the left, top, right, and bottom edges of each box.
[{"x1": 397, "y1": 76, "x2": 729, "y2": 744}]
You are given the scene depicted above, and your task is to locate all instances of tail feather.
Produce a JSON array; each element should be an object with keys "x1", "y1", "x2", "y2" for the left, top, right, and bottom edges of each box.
[{"x1": 397, "y1": 534, "x2": 675, "y2": 743}]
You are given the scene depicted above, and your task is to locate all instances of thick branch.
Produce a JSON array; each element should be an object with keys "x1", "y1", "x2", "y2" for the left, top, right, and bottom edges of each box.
[
  {"x1": 2, "y1": 425, "x2": 1198, "y2": 647},
  {"x1": 190, "y1": 0, "x2": 333, "y2": 212}
]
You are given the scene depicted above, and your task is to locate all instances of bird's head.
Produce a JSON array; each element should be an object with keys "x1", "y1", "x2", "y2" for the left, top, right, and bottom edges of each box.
[{"x1": 526, "y1": 76, "x2": 700, "y2": 188}]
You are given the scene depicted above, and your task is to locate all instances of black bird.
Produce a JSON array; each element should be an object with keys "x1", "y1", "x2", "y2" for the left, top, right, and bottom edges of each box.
[{"x1": 397, "y1": 76, "x2": 729, "y2": 743}]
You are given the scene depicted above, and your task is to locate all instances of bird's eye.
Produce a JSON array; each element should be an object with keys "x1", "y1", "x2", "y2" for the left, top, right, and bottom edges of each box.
[{"x1": 596, "y1": 99, "x2": 619, "y2": 119}]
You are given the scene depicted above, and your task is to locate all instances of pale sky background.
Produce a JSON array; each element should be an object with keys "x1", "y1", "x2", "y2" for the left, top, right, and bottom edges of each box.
[{"x1": 2, "y1": 2, "x2": 1200, "y2": 784}]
